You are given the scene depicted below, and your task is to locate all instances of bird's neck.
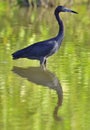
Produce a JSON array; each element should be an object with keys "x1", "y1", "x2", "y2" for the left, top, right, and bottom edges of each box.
[{"x1": 55, "y1": 12, "x2": 64, "y2": 45}]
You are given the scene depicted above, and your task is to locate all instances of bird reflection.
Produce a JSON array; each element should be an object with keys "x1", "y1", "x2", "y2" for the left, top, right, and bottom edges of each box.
[{"x1": 12, "y1": 66, "x2": 63, "y2": 121}]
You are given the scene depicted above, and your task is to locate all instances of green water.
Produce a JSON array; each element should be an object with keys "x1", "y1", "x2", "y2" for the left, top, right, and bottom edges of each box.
[{"x1": 0, "y1": 3, "x2": 90, "y2": 130}]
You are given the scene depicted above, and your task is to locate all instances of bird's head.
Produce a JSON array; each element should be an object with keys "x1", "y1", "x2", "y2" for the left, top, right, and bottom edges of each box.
[{"x1": 55, "y1": 6, "x2": 78, "y2": 14}]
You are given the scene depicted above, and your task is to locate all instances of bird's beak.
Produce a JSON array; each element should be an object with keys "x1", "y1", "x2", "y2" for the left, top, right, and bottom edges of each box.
[{"x1": 63, "y1": 7, "x2": 78, "y2": 14}]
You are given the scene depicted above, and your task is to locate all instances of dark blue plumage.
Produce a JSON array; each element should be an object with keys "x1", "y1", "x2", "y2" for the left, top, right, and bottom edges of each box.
[{"x1": 12, "y1": 6, "x2": 78, "y2": 66}]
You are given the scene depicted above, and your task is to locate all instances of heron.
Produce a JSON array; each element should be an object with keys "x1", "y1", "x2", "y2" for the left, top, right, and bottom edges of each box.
[{"x1": 12, "y1": 6, "x2": 78, "y2": 67}]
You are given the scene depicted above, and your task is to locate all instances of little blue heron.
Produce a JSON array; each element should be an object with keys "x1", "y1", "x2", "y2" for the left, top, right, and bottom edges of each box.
[{"x1": 12, "y1": 6, "x2": 78, "y2": 66}]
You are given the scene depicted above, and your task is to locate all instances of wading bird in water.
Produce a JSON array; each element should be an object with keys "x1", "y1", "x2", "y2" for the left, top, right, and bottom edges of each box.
[{"x1": 12, "y1": 6, "x2": 78, "y2": 67}]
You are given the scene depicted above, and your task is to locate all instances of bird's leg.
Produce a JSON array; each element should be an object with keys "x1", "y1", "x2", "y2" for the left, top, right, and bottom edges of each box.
[
  {"x1": 40, "y1": 57, "x2": 46, "y2": 69},
  {"x1": 44, "y1": 59, "x2": 47, "y2": 67}
]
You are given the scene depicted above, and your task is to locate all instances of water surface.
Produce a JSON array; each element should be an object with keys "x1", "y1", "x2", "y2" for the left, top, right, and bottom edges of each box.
[{"x1": 0, "y1": 4, "x2": 90, "y2": 130}]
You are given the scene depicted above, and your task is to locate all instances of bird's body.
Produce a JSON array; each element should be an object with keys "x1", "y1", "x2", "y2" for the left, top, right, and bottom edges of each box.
[
  {"x1": 12, "y1": 6, "x2": 77, "y2": 66},
  {"x1": 13, "y1": 37, "x2": 63, "y2": 64}
]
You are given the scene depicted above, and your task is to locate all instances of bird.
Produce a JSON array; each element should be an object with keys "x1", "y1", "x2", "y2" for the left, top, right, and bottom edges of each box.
[{"x1": 12, "y1": 6, "x2": 78, "y2": 67}]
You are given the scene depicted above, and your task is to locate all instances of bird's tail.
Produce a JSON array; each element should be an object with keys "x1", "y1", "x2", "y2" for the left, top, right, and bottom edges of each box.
[{"x1": 12, "y1": 49, "x2": 25, "y2": 60}]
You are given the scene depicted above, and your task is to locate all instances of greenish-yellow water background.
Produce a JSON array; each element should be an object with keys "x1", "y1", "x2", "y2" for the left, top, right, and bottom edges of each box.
[{"x1": 0, "y1": 2, "x2": 90, "y2": 130}]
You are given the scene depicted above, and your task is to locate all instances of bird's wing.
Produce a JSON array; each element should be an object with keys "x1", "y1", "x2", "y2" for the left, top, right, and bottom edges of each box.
[{"x1": 22, "y1": 39, "x2": 56, "y2": 58}]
